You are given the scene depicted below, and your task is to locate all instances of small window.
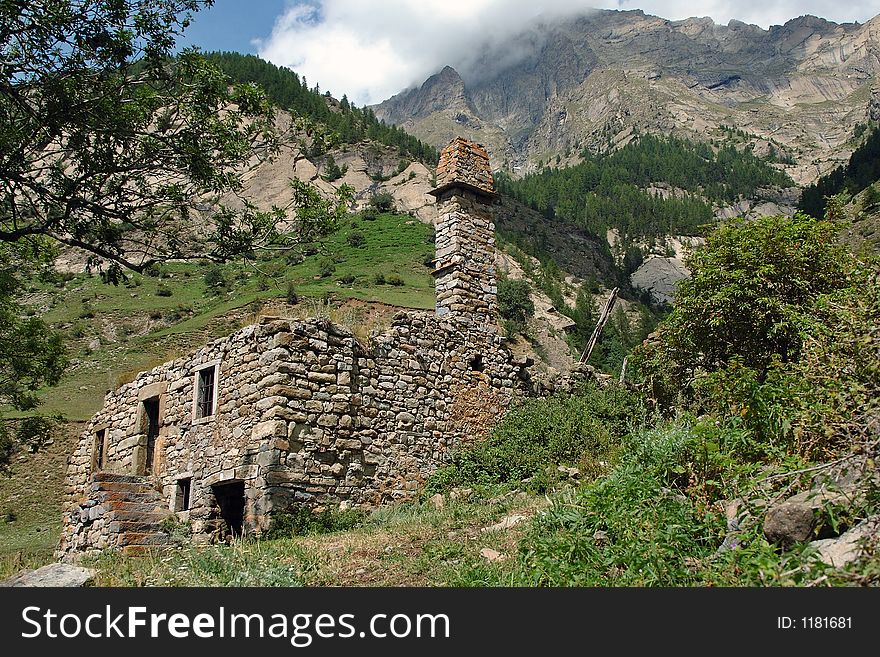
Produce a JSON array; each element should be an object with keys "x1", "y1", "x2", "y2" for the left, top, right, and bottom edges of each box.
[
  {"x1": 93, "y1": 429, "x2": 106, "y2": 471},
  {"x1": 195, "y1": 365, "x2": 217, "y2": 419},
  {"x1": 141, "y1": 398, "x2": 160, "y2": 475},
  {"x1": 175, "y1": 478, "x2": 191, "y2": 512},
  {"x1": 469, "y1": 354, "x2": 484, "y2": 372}
]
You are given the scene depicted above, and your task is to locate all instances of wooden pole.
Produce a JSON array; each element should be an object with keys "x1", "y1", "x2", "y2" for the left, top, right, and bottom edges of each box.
[
  {"x1": 619, "y1": 355, "x2": 629, "y2": 384},
  {"x1": 579, "y1": 287, "x2": 619, "y2": 364}
]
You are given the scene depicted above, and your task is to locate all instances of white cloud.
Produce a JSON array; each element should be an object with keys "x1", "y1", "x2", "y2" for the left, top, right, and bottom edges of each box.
[{"x1": 256, "y1": 1, "x2": 880, "y2": 105}]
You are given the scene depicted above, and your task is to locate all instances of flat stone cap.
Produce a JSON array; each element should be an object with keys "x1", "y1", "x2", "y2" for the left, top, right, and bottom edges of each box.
[{"x1": 429, "y1": 137, "x2": 495, "y2": 199}]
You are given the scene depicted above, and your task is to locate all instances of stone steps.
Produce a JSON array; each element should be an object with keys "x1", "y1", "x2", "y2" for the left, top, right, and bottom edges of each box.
[
  {"x1": 91, "y1": 480, "x2": 159, "y2": 494},
  {"x1": 116, "y1": 531, "x2": 172, "y2": 547},
  {"x1": 103, "y1": 500, "x2": 167, "y2": 514},
  {"x1": 108, "y1": 519, "x2": 171, "y2": 534},
  {"x1": 94, "y1": 489, "x2": 164, "y2": 504},
  {"x1": 88, "y1": 474, "x2": 172, "y2": 550},
  {"x1": 93, "y1": 472, "x2": 147, "y2": 484},
  {"x1": 106, "y1": 509, "x2": 171, "y2": 523}
]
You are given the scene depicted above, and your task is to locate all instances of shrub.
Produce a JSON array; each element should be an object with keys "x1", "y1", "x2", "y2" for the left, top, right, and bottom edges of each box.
[
  {"x1": 318, "y1": 258, "x2": 335, "y2": 278},
  {"x1": 156, "y1": 286, "x2": 172, "y2": 297},
  {"x1": 346, "y1": 231, "x2": 365, "y2": 248},
  {"x1": 285, "y1": 281, "x2": 299, "y2": 305},
  {"x1": 427, "y1": 383, "x2": 644, "y2": 493},
  {"x1": 387, "y1": 273, "x2": 404, "y2": 286},
  {"x1": 264, "y1": 507, "x2": 365, "y2": 540},
  {"x1": 635, "y1": 212, "x2": 857, "y2": 412},
  {"x1": 373, "y1": 272, "x2": 386, "y2": 285},
  {"x1": 361, "y1": 206, "x2": 378, "y2": 221},
  {"x1": 339, "y1": 274, "x2": 355, "y2": 285},
  {"x1": 369, "y1": 191, "x2": 395, "y2": 212},
  {"x1": 497, "y1": 277, "x2": 535, "y2": 331},
  {"x1": 202, "y1": 265, "x2": 226, "y2": 291}
]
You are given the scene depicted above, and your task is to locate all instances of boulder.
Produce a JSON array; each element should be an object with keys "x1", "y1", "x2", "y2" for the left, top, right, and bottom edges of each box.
[
  {"x1": 1, "y1": 563, "x2": 96, "y2": 587},
  {"x1": 763, "y1": 489, "x2": 853, "y2": 547},
  {"x1": 810, "y1": 516, "x2": 880, "y2": 568}
]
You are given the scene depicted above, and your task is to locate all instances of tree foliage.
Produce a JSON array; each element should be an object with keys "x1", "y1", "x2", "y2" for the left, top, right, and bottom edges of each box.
[
  {"x1": 634, "y1": 212, "x2": 858, "y2": 414},
  {"x1": 0, "y1": 0, "x2": 335, "y2": 279},
  {"x1": 496, "y1": 134, "x2": 792, "y2": 240},
  {"x1": 799, "y1": 124, "x2": 880, "y2": 219},
  {"x1": 0, "y1": 1, "x2": 351, "y2": 468},
  {"x1": 202, "y1": 52, "x2": 438, "y2": 165},
  {"x1": 497, "y1": 277, "x2": 535, "y2": 326},
  {"x1": 0, "y1": 238, "x2": 66, "y2": 472}
]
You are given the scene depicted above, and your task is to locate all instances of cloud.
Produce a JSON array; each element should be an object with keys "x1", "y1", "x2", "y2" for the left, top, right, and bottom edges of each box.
[{"x1": 256, "y1": 1, "x2": 880, "y2": 106}]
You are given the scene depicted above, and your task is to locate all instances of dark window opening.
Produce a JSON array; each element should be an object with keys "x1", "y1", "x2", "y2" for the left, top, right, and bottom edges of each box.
[
  {"x1": 93, "y1": 429, "x2": 106, "y2": 471},
  {"x1": 196, "y1": 366, "x2": 216, "y2": 419},
  {"x1": 469, "y1": 354, "x2": 484, "y2": 372},
  {"x1": 175, "y1": 478, "x2": 191, "y2": 512},
  {"x1": 212, "y1": 481, "x2": 244, "y2": 538},
  {"x1": 142, "y1": 398, "x2": 160, "y2": 475}
]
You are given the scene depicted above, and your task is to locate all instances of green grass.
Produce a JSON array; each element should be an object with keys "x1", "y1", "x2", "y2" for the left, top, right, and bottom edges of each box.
[{"x1": 0, "y1": 422, "x2": 83, "y2": 578}]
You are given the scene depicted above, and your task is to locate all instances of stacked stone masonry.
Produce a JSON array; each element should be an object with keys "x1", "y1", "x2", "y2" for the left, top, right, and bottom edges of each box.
[
  {"x1": 58, "y1": 138, "x2": 536, "y2": 558},
  {"x1": 434, "y1": 137, "x2": 495, "y2": 196}
]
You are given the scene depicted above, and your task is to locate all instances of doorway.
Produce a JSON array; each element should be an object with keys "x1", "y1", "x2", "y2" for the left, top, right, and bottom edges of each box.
[{"x1": 212, "y1": 481, "x2": 245, "y2": 538}]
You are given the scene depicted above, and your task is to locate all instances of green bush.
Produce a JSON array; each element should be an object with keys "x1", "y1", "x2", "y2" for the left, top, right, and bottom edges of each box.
[
  {"x1": 387, "y1": 273, "x2": 404, "y2": 286},
  {"x1": 497, "y1": 278, "x2": 535, "y2": 329},
  {"x1": 361, "y1": 206, "x2": 378, "y2": 221},
  {"x1": 346, "y1": 231, "x2": 365, "y2": 247},
  {"x1": 156, "y1": 286, "x2": 172, "y2": 297},
  {"x1": 640, "y1": 213, "x2": 854, "y2": 377},
  {"x1": 373, "y1": 272, "x2": 386, "y2": 285},
  {"x1": 264, "y1": 506, "x2": 365, "y2": 540},
  {"x1": 318, "y1": 258, "x2": 336, "y2": 278},
  {"x1": 427, "y1": 383, "x2": 644, "y2": 493},
  {"x1": 202, "y1": 265, "x2": 227, "y2": 292},
  {"x1": 636, "y1": 213, "x2": 857, "y2": 409},
  {"x1": 369, "y1": 192, "x2": 395, "y2": 212}
]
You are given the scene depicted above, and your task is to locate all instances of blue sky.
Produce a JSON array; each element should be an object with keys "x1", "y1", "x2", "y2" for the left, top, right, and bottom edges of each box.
[
  {"x1": 177, "y1": 0, "x2": 287, "y2": 54},
  {"x1": 178, "y1": 1, "x2": 880, "y2": 105}
]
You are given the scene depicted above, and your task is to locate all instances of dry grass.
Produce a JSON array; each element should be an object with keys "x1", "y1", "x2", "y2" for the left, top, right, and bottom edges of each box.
[{"x1": 86, "y1": 491, "x2": 547, "y2": 587}]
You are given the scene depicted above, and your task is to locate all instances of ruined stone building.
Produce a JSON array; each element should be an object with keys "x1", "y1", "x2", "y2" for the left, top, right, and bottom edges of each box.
[{"x1": 58, "y1": 138, "x2": 535, "y2": 558}]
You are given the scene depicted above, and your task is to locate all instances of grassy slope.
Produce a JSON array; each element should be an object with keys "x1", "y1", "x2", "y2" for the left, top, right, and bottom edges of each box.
[{"x1": 0, "y1": 211, "x2": 435, "y2": 571}]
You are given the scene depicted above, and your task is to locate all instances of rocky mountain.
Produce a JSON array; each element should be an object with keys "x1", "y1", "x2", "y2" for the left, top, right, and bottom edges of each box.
[{"x1": 375, "y1": 9, "x2": 880, "y2": 185}]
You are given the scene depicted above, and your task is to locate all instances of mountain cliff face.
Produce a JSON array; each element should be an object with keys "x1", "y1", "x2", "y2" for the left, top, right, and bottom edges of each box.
[{"x1": 375, "y1": 9, "x2": 880, "y2": 184}]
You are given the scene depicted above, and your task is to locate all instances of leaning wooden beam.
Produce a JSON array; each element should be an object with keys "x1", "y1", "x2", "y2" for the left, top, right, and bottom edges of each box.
[{"x1": 579, "y1": 287, "x2": 619, "y2": 364}]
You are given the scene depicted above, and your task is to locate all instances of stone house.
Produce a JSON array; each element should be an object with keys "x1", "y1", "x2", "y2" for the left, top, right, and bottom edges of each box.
[{"x1": 58, "y1": 138, "x2": 536, "y2": 558}]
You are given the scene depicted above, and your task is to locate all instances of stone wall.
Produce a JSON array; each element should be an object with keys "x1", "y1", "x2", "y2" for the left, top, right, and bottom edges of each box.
[{"x1": 59, "y1": 311, "x2": 532, "y2": 555}]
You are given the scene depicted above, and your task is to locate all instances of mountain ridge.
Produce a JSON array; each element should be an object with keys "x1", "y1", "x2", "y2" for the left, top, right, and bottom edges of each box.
[{"x1": 374, "y1": 9, "x2": 880, "y2": 184}]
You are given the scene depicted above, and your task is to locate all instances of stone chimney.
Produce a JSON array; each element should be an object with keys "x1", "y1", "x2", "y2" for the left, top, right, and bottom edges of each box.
[{"x1": 429, "y1": 138, "x2": 497, "y2": 331}]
